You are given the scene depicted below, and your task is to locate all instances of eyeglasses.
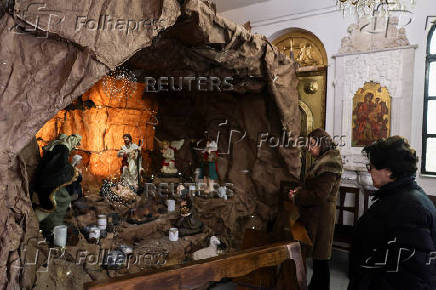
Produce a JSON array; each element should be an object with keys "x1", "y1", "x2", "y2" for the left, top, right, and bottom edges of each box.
[{"x1": 366, "y1": 164, "x2": 373, "y2": 171}]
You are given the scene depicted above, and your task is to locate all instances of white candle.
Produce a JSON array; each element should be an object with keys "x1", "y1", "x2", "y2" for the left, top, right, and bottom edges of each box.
[
  {"x1": 53, "y1": 225, "x2": 67, "y2": 247},
  {"x1": 98, "y1": 215, "x2": 107, "y2": 230},
  {"x1": 89, "y1": 226, "x2": 100, "y2": 241},
  {"x1": 169, "y1": 228, "x2": 179, "y2": 241},
  {"x1": 167, "y1": 199, "x2": 176, "y2": 212}
]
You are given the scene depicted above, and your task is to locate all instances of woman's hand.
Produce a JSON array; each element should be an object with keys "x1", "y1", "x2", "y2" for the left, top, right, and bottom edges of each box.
[{"x1": 289, "y1": 189, "x2": 296, "y2": 201}]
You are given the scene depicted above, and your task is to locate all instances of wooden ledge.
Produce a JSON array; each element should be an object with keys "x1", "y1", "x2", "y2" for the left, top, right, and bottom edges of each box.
[{"x1": 84, "y1": 241, "x2": 307, "y2": 290}]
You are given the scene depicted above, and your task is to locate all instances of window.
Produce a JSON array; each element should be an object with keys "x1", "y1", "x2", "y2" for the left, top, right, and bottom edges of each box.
[{"x1": 422, "y1": 24, "x2": 436, "y2": 175}]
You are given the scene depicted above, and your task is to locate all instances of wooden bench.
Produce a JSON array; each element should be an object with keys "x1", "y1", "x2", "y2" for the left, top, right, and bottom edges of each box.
[{"x1": 84, "y1": 241, "x2": 307, "y2": 290}]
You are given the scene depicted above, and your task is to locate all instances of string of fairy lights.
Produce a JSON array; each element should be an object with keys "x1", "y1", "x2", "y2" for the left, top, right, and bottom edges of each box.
[
  {"x1": 68, "y1": 67, "x2": 160, "y2": 178},
  {"x1": 102, "y1": 67, "x2": 138, "y2": 100},
  {"x1": 102, "y1": 67, "x2": 159, "y2": 129}
]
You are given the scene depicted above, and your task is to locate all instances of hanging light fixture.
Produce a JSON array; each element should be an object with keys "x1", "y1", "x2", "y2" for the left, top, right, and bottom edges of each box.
[
  {"x1": 336, "y1": 0, "x2": 416, "y2": 18},
  {"x1": 102, "y1": 67, "x2": 137, "y2": 100}
]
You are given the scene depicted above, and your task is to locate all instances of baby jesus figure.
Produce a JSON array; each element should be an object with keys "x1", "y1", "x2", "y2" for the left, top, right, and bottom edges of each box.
[{"x1": 155, "y1": 137, "x2": 184, "y2": 174}]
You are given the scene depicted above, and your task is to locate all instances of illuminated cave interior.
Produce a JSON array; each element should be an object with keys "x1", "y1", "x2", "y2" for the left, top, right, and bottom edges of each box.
[{"x1": 36, "y1": 78, "x2": 157, "y2": 193}]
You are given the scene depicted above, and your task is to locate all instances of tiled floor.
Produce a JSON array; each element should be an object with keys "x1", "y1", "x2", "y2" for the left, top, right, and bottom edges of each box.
[{"x1": 210, "y1": 249, "x2": 350, "y2": 289}]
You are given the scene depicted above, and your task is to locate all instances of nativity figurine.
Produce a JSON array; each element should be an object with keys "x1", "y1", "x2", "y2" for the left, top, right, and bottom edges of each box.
[
  {"x1": 155, "y1": 137, "x2": 184, "y2": 174},
  {"x1": 118, "y1": 134, "x2": 144, "y2": 190},
  {"x1": 175, "y1": 197, "x2": 203, "y2": 237},
  {"x1": 100, "y1": 180, "x2": 138, "y2": 208},
  {"x1": 200, "y1": 140, "x2": 218, "y2": 193},
  {"x1": 192, "y1": 236, "x2": 221, "y2": 261},
  {"x1": 34, "y1": 134, "x2": 82, "y2": 240}
]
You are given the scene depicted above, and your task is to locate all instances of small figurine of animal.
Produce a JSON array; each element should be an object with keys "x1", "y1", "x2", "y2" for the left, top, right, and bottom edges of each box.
[{"x1": 192, "y1": 236, "x2": 221, "y2": 261}]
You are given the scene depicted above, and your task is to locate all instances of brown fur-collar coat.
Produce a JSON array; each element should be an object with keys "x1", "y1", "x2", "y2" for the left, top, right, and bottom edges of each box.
[{"x1": 294, "y1": 149, "x2": 343, "y2": 260}]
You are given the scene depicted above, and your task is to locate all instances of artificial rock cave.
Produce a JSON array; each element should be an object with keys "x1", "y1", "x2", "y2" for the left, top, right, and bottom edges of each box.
[{"x1": 0, "y1": 0, "x2": 301, "y2": 288}]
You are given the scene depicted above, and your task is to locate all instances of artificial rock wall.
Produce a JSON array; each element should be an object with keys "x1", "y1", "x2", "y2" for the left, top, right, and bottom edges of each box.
[
  {"x1": 153, "y1": 90, "x2": 293, "y2": 239},
  {"x1": 0, "y1": 0, "x2": 300, "y2": 288}
]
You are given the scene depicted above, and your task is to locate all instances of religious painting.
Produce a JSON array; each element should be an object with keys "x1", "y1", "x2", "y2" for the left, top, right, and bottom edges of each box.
[{"x1": 352, "y1": 82, "x2": 391, "y2": 147}]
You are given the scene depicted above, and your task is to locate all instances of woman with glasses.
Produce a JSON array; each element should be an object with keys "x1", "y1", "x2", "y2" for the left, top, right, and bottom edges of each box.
[
  {"x1": 289, "y1": 128, "x2": 343, "y2": 290},
  {"x1": 348, "y1": 136, "x2": 436, "y2": 290}
]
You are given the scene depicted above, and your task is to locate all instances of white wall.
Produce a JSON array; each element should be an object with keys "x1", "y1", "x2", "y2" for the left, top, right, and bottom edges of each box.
[{"x1": 219, "y1": 0, "x2": 436, "y2": 195}]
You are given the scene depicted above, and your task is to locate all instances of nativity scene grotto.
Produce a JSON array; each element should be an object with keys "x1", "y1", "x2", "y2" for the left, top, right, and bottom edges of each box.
[{"x1": 0, "y1": 0, "x2": 307, "y2": 289}]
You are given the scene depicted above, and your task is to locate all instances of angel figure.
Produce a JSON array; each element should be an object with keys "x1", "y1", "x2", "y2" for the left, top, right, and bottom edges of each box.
[{"x1": 155, "y1": 137, "x2": 184, "y2": 174}]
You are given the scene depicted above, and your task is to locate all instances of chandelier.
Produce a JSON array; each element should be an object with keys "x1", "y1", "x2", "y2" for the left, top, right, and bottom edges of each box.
[{"x1": 336, "y1": 0, "x2": 416, "y2": 18}]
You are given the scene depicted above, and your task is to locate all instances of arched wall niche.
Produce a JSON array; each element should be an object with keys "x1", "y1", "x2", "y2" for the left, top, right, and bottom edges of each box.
[
  {"x1": 272, "y1": 28, "x2": 328, "y2": 177},
  {"x1": 271, "y1": 27, "x2": 328, "y2": 69}
]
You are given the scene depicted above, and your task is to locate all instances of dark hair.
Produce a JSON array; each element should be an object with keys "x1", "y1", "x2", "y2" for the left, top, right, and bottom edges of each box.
[
  {"x1": 362, "y1": 136, "x2": 418, "y2": 179},
  {"x1": 123, "y1": 134, "x2": 132, "y2": 142},
  {"x1": 308, "y1": 128, "x2": 336, "y2": 155}
]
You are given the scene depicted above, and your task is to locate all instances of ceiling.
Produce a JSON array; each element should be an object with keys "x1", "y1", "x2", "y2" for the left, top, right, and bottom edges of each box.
[{"x1": 213, "y1": 0, "x2": 271, "y2": 13}]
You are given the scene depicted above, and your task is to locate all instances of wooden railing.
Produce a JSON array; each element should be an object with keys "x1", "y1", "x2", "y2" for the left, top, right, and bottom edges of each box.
[{"x1": 84, "y1": 241, "x2": 307, "y2": 290}]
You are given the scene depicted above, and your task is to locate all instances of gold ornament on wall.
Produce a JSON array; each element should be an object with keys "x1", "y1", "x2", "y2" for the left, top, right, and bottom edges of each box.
[
  {"x1": 304, "y1": 80, "x2": 319, "y2": 94},
  {"x1": 272, "y1": 29, "x2": 327, "y2": 69}
]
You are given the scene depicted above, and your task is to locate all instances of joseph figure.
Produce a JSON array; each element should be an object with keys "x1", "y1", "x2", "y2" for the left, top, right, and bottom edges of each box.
[{"x1": 118, "y1": 134, "x2": 143, "y2": 190}]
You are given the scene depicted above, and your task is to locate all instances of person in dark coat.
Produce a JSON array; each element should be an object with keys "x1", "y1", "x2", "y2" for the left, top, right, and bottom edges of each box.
[
  {"x1": 289, "y1": 128, "x2": 343, "y2": 290},
  {"x1": 348, "y1": 136, "x2": 436, "y2": 290}
]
